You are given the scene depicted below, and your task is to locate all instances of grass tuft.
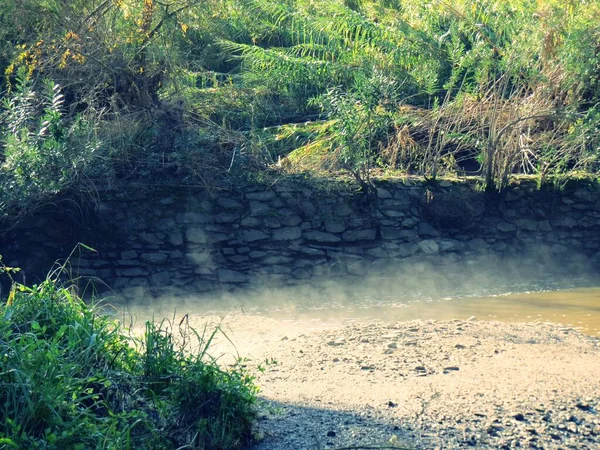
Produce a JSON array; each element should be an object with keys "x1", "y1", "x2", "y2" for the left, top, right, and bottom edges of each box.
[{"x1": 0, "y1": 262, "x2": 258, "y2": 449}]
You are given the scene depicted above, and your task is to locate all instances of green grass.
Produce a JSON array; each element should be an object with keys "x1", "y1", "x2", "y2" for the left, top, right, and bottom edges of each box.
[{"x1": 0, "y1": 263, "x2": 258, "y2": 449}]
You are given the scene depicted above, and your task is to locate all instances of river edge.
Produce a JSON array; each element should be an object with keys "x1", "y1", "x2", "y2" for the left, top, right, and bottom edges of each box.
[{"x1": 174, "y1": 315, "x2": 600, "y2": 449}]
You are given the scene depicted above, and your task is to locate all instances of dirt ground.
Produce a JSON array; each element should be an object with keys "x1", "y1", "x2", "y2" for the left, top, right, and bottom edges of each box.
[{"x1": 185, "y1": 314, "x2": 600, "y2": 450}]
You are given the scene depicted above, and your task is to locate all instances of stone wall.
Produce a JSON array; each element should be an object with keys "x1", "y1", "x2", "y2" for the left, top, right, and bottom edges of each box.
[{"x1": 2, "y1": 179, "x2": 600, "y2": 298}]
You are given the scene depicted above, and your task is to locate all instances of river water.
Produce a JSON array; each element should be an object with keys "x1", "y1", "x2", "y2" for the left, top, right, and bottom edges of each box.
[{"x1": 116, "y1": 274, "x2": 600, "y2": 337}]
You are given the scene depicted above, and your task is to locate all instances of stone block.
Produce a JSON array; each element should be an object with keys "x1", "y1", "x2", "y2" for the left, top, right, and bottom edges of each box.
[
  {"x1": 140, "y1": 253, "x2": 169, "y2": 265},
  {"x1": 214, "y1": 212, "x2": 242, "y2": 223},
  {"x1": 272, "y1": 227, "x2": 302, "y2": 241},
  {"x1": 217, "y1": 197, "x2": 243, "y2": 209},
  {"x1": 176, "y1": 212, "x2": 210, "y2": 223},
  {"x1": 281, "y1": 214, "x2": 302, "y2": 226},
  {"x1": 218, "y1": 269, "x2": 249, "y2": 283},
  {"x1": 517, "y1": 219, "x2": 538, "y2": 231},
  {"x1": 240, "y1": 217, "x2": 262, "y2": 227},
  {"x1": 241, "y1": 229, "x2": 269, "y2": 242},
  {"x1": 303, "y1": 231, "x2": 342, "y2": 243},
  {"x1": 342, "y1": 228, "x2": 377, "y2": 242},
  {"x1": 120, "y1": 250, "x2": 138, "y2": 260},
  {"x1": 497, "y1": 221, "x2": 517, "y2": 232},
  {"x1": 246, "y1": 191, "x2": 276, "y2": 201},
  {"x1": 186, "y1": 228, "x2": 207, "y2": 244},
  {"x1": 418, "y1": 222, "x2": 440, "y2": 237},
  {"x1": 249, "y1": 201, "x2": 271, "y2": 216},
  {"x1": 324, "y1": 220, "x2": 346, "y2": 233},
  {"x1": 261, "y1": 255, "x2": 294, "y2": 265},
  {"x1": 418, "y1": 239, "x2": 440, "y2": 254},
  {"x1": 151, "y1": 271, "x2": 171, "y2": 285},
  {"x1": 168, "y1": 231, "x2": 183, "y2": 246},
  {"x1": 335, "y1": 202, "x2": 353, "y2": 217}
]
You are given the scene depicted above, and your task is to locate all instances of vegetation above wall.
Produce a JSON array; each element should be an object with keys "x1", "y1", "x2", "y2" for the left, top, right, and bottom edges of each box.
[{"x1": 1, "y1": 0, "x2": 600, "y2": 223}]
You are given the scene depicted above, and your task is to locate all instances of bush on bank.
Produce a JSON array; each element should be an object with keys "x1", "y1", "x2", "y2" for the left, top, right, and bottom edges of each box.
[{"x1": 0, "y1": 260, "x2": 258, "y2": 449}]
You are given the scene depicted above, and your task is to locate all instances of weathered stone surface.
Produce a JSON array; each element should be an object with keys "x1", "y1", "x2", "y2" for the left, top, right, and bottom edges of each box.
[
  {"x1": 468, "y1": 238, "x2": 489, "y2": 250},
  {"x1": 397, "y1": 243, "x2": 419, "y2": 257},
  {"x1": 249, "y1": 251, "x2": 268, "y2": 259},
  {"x1": 381, "y1": 227, "x2": 418, "y2": 240},
  {"x1": 117, "y1": 268, "x2": 149, "y2": 277},
  {"x1": 159, "y1": 196, "x2": 175, "y2": 205},
  {"x1": 240, "y1": 217, "x2": 262, "y2": 227},
  {"x1": 170, "y1": 250, "x2": 184, "y2": 259},
  {"x1": 263, "y1": 217, "x2": 281, "y2": 228},
  {"x1": 281, "y1": 214, "x2": 302, "y2": 227},
  {"x1": 517, "y1": 219, "x2": 538, "y2": 231},
  {"x1": 194, "y1": 280, "x2": 217, "y2": 292},
  {"x1": 370, "y1": 259, "x2": 392, "y2": 273},
  {"x1": 9, "y1": 178, "x2": 600, "y2": 298},
  {"x1": 292, "y1": 268, "x2": 312, "y2": 279},
  {"x1": 382, "y1": 210, "x2": 405, "y2": 218},
  {"x1": 218, "y1": 269, "x2": 249, "y2": 283},
  {"x1": 419, "y1": 239, "x2": 440, "y2": 254},
  {"x1": 558, "y1": 217, "x2": 578, "y2": 228},
  {"x1": 324, "y1": 220, "x2": 346, "y2": 233},
  {"x1": 121, "y1": 250, "x2": 138, "y2": 260},
  {"x1": 217, "y1": 197, "x2": 242, "y2": 210},
  {"x1": 342, "y1": 229, "x2": 377, "y2": 242},
  {"x1": 151, "y1": 271, "x2": 171, "y2": 285},
  {"x1": 273, "y1": 227, "x2": 302, "y2": 241},
  {"x1": 228, "y1": 255, "x2": 250, "y2": 263},
  {"x1": 214, "y1": 212, "x2": 241, "y2": 223},
  {"x1": 347, "y1": 260, "x2": 371, "y2": 275},
  {"x1": 206, "y1": 233, "x2": 230, "y2": 243},
  {"x1": 168, "y1": 231, "x2": 183, "y2": 246},
  {"x1": 155, "y1": 218, "x2": 177, "y2": 231},
  {"x1": 261, "y1": 255, "x2": 294, "y2": 265},
  {"x1": 304, "y1": 231, "x2": 342, "y2": 243},
  {"x1": 139, "y1": 233, "x2": 162, "y2": 245},
  {"x1": 365, "y1": 247, "x2": 389, "y2": 258},
  {"x1": 296, "y1": 246, "x2": 327, "y2": 256},
  {"x1": 140, "y1": 253, "x2": 169, "y2": 264},
  {"x1": 246, "y1": 191, "x2": 276, "y2": 201},
  {"x1": 176, "y1": 212, "x2": 210, "y2": 223},
  {"x1": 573, "y1": 189, "x2": 596, "y2": 203},
  {"x1": 261, "y1": 264, "x2": 293, "y2": 274},
  {"x1": 186, "y1": 228, "x2": 207, "y2": 244},
  {"x1": 301, "y1": 201, "x2": 316, "y2": 216},
  {"x1": 393, "y1": 190, "x2": 412, "y2": 205},
  {"x1": 402, "y1": 217, "x2": 418, "y2": 227},
  {"x1": 335, "y1": 202, "x2": 353, "y2": 217},
  {"x1": 249, "y1": 201, "x2": 271, "y2": 216},
  {"x1": 113, "y1": 278, "x2": 130, "y2": 289},
  {"x1": 437, "y1": 239, "x2": 463, "y2": 252},
  {"x1": 497, "y1": 222, "x2": 517, "y2": 232},
  {"x1": 418, "y1": 222, "x2": 440, "y2": 237},
  {"x1": 241, "y1": 229, "x2": 269, "y2": 242},
  {"x1": 551, "y1": 244, "x2": 568, "y2": 253},
  {"x1": 376, "y1": 187, "x2": 393, "y2": 199}
]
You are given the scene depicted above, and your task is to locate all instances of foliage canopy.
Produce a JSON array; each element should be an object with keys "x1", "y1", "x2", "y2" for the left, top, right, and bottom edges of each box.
[{"x1": 1, "y1": 0, "x2": 600, "y2": 218}]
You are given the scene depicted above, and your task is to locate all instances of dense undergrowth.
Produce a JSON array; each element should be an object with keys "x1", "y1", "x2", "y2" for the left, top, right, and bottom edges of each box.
[
  {"x1": 1, "y1": 0, "x2": 600, "y2": 222},
  {"x1": 0, "y1": 258, "x2": 258, "y2": 449}
]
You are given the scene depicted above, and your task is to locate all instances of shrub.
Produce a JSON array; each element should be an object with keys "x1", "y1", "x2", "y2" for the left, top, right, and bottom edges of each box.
[{"x1": 0, "y1": 260, "x2": 258, "y2": 449}]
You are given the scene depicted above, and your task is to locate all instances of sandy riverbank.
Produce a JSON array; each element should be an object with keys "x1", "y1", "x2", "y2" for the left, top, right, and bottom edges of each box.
[{"x1": 180, "y1": 314, "x2": 600, "y2": 449}]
